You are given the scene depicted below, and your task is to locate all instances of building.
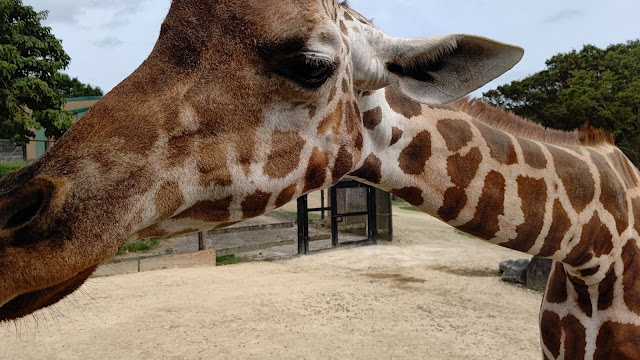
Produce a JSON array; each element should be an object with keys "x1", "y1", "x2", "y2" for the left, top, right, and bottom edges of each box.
[{"x1": 23, "y1": 96, "x2": 102, "y2": 161}]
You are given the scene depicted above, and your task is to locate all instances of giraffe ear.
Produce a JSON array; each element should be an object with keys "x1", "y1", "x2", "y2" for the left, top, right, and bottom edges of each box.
[{"x1": 354, "y1": 34, "x2": 524, "y2": 105}]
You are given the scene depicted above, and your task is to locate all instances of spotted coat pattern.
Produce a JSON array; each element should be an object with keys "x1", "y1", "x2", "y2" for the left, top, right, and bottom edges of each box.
[{"x1": 0, "y1": 2, "x2": 639, "y2": 359}]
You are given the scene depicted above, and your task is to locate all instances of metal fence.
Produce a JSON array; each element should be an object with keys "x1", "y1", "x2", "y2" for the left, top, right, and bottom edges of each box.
[
  {"x1": 108, "y1": 188, "x2": 391, "y2": 267},
  {"x1": 0, "y1": 139, "x2": 23, "y2": 162}
]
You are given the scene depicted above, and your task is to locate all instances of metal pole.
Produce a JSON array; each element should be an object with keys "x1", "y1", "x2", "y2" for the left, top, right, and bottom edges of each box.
[
  {"x1": 297, "y1": 196, "x2": 308, "y2": 254},
  {"x1": 330, "y1": 187, "x2": 339, "y2": 247},
  {"x1": 367, "y1": 186, "x2": 377, "y2": 244},
  {"x1": 320, "y1": 190, "x2": 325, "y2": 220}
]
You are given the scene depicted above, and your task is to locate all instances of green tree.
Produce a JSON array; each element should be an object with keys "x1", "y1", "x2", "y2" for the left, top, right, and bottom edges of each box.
[
  {"x1": 484, "y1": 40, "x2": 640, "y2": 166},
  {"x1": 56, "y1": 73, "x2": 103, "y2": 98},
  {"x1": 0, "y1": 0, "x2": 72, "y2": 146}
]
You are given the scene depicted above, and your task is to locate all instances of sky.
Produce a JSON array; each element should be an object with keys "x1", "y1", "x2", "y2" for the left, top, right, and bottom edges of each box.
[{"x1": 25, "y1": 0, "x2": 640, "y2": 96}]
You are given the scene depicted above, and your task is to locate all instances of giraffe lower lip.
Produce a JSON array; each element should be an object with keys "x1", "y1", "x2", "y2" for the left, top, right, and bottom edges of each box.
[{"x1": 0, "y1": 265, "x2": 98, "y2": 322}]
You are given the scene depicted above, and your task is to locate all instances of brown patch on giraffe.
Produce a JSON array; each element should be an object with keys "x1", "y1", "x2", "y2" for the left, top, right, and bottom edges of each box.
[
  {"x1": 391, "y1": 187, "x2": 424, "y2": 207},
  {"x1": 359, "y1": 90, "x2": 375, "y2": 97},
  {"x1": 398, "y1": 131, "x2": 431, "y2": 175},
  {"x1": 436, "y1": 118, "x2": 474, "y2": 152},
  {"x1": 198, "y1": 141, "x2": 233, "y2": 187},
  {"x1": 540, "y1": 311, "x2": 562, "y2": 358},
  {"x1": 342, "y1": 37, "x2": 350, "y2": 53},
  {"x1": 561, "y1": 315, "x2": 587, "y2": 359},
  {"x1": 173, "y1": 196, "x2": 233, "y2": 223},
  {"x1": 632, "y1": 197, "x2": 640, "y2": 235},
  {"x1": 275, "y1": 184, "x2": 297, "y2": 208},
  {"x1": 568, "y1": 275, "x2": 593, "y2": 317},
  {"x1": 473, "y1": 120, "x2": 518, "y2": 165},
  {"x1": 503, "y1": 176, "x2": 547, "y2": 252},
  {"x1": 390, "y1": 127, "x2": 403, "y2": 146},
  {"x1": 242, "y1": 191, "x2": 271, "y2": 218},
  {"x1": 564, "y1": 213, "x2": 613, "y2": 267},
  {"x1": 622, "y1": 240, "x2": 640, "y2": 316},
  {"x1": 167, "y1": 132, "x2": 196, "y2": 167},
  {"x1": 154, "y1": 181, "x2": 185, "y2": 220},
  {"x1": 318, "y1": 101, "x2": 342, "y2": 135},
  {"x1": 339, "y1": 20, "x2": 348, "y2": 35},
  {"x1": 546, "y1": 262, "x2": 568, "y2": 304},
  {"x1": 516, "y1": 138, "x2": 547, "y2": 169},
  {"x1": 345, "y1": 100, "x2": 359, "y2": 134},
  {"x1": 538, "y1": 200, "x2": 571, "y2": 257},
  {"x1": 385, "y1": 87, "x2": 422, "y2": 119},
  {"x1": 437, "y1": 148, "x2": 482, "y2": 222},
  {"x1": 234, "y1": 134, "x2": 257, "y2": 176},
  {"x1": 598, "y1": 264, "x2": 616, "y2": 311},
  {"x1": 590, "y1": 151, "x2": 629, "y2": 234},
  {"x1": 303, "y1": 148, "x2": 329, "y2": 193},
  {"x1": 349, "y1": 154, "x2": 382, "y2": 184},
  {"x1": 362, "y1": 106, "x2": 382, "y2": 130},
  {"x1": 332, "y1": 146, "x2": 354, "y2": 183},
  {"x1": 608, "y1": 150, "x2": 638, "y2": 188},
  {"x1": 136, "y1": 225, "x2": 169, "y2": 239},
  {"x1": 594, "y1": 321, "x2": 640, "y2": 359},
  {"x1": 343, "y1": 11, "x2": 353, "y2": 21},
  {"x1": 341, "y1": 78, "x2": 349, "y2": 93},
  {"x1": 354, "y1": 132, "x2": 363, "y2": 151},
  {"x1": 308, "y1": 105, "x2": 317, "y2": 119},
  {"x1": 264, "y1": 131, "x2": 305, "y2": 179},
  {"x1": 457, "y1": 171, "x2": 505, "y2": 240},
  {"x1": 548, "y1": 146, "x2": 595, "y2": 213}
]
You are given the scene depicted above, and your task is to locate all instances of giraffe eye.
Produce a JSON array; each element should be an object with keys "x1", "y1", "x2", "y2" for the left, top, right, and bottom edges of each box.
[{"x1": 276, "y1": 53, "x2": 336, "y2": 89}]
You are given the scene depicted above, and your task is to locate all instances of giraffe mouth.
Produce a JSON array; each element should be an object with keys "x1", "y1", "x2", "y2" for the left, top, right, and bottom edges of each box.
[{"x1": 0, "y1": 265, "x2": 98, "y2": 322}]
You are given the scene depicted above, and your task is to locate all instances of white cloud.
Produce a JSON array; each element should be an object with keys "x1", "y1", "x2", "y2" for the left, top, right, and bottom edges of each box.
[
  {"x1": 25, "y1": 0, "x2": 149, "y2": 28},
  {"x1": 541, "y1": 9, "x2": 584, "y2": 24},
  {"x1": 93, "y1": 36, "x2": 124, "y2": 48}
]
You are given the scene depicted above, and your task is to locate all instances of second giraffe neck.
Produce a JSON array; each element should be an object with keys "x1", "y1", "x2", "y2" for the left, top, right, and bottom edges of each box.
[{"x1": 350, "y1": 87, "x2": 640, "y2": 275}]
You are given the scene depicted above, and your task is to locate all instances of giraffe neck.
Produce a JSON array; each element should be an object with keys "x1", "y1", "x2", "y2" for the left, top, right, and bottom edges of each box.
[
  {"x1": 351, "y1": 87, "x2": 640, "y2": 359},
  {"x1": 351, "y1": 88, "x2": 640, "y2": 273}
]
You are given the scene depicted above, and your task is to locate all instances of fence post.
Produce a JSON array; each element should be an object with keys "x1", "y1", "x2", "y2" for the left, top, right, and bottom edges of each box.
[{"x1": 198, "y1": 232, "x2": 206, "y2": 251}]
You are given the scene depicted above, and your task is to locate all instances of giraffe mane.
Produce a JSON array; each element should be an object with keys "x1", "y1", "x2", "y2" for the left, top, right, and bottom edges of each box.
[{"x1": 448, "y1": 97, "x2": 615, "y2": 147}]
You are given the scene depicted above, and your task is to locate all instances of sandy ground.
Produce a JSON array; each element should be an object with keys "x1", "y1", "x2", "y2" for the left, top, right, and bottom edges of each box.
[{"x1": 1, "y1": 208, "x2": 543, "y2": 360}]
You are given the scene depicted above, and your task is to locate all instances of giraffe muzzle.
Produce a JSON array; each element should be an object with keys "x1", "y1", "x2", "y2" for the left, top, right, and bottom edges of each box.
[{"x1": 0, "y1": 173, "x2": 99, "y2": 321}]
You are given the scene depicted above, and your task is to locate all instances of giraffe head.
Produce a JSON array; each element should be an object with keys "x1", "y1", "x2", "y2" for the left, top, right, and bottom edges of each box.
[{"x1": 0, "y1": 0, "x2": 522, "y2": 321}]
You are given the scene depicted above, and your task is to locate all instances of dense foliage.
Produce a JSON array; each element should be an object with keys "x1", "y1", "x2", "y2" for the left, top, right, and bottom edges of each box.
[
  {"x1": 56, "y1": 73, "x2": 103, "y2": 98},
  {"x1": 0, "y1": 0, "x2": 99, "y2": 146},
  {"x1": 484, "y1": 40, "x2": 640, "y2": 166}
]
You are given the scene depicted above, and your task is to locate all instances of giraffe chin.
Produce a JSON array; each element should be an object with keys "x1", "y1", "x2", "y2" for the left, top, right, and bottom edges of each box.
[{"x1": 0, "y1": 265, "x2": 98, "y2": 322}]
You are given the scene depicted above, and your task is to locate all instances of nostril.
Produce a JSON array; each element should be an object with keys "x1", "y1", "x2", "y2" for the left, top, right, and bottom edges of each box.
[
  {"x1": 0, "y1": 177, "x2": 54, "y2": 233},
  {"x1": 0, "y1": 190, "x2": 46, "y2": 231}
]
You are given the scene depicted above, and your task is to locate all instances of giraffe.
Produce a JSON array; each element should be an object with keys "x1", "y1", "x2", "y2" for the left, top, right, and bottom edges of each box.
[{"x1": 0, "y1": 0, "x2": 637, "y2": 358}]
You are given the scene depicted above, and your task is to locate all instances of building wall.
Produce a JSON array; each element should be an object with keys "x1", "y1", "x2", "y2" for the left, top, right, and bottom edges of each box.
[{"x1": 24, "y1": 96, "x2": 101, "y2": 161}]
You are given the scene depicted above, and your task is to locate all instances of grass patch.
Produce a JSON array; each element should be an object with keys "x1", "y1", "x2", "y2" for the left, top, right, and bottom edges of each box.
[
  {"x1": 117, "y1": 239, "x2": 160, "y2": 255},
  {"x1": 0, "y1": 161, "x2": 26, "y2": 178},
  {"x1": 392, "y1": 199, "x2": 420, "y2": 212},
  {"x1": 216, "y1": 254, "x2": 250, "y2": 266}
]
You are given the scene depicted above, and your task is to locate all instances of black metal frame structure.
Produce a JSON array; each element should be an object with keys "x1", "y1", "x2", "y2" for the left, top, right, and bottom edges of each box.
[{"x1": 297, "y1": 180, "x2": 379, "y2": 255}]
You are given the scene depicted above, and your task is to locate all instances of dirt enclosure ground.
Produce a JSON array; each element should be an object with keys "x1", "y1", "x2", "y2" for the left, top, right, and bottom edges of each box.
[{"x1": 1, "y1": 208, "x2": 543, "y2": 359}]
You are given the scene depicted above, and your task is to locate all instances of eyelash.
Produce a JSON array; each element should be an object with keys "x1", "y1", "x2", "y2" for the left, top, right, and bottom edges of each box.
[{"x1": 275, "y1": 54, "x2": 336, "y2": 89}]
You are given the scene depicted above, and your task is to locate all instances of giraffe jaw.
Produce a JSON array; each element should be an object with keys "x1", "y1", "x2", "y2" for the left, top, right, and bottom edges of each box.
[{"x1": 0, "y1": 265, "x2": 98, "y2": 322}]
